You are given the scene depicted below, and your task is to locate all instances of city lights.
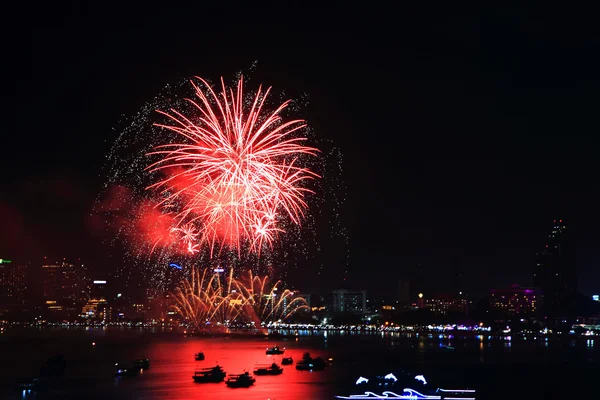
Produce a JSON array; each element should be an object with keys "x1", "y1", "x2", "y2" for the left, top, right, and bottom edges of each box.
[{"x1": 6, "y1": 11, "x2": 600, "y2": 400}]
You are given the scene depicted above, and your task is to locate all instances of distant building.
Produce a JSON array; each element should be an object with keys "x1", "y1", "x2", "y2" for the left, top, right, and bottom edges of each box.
[
  {"x1": 397, "y1": 280, "x2": 411, "y2": 304},
  {"x1": 164, "y1": 262, "x2": 185, "y2": 291},
  {"x1": 81, "y1": 298, "x2": 107, "y2": 319},
  {"x1": 0, "y1": 259, "x2": 27, "y2": 304},
  {"x1": 145, "y1": 288, "x2": 172, "y2": 321},
  {"x1": 42, "y1": 260, "x2": 89, "y2": 317},
  {"x1": 416, "y1": 292, "x2": 425, "y2": 309},
  {"x1": 90, "y1": 280, "x2": 107, "y2": 300},
  {"x1": 490, "y1": 284, "x2": 540, "y2": 317},
  {"x1": 42, "y1": 260, "x2": 89, "y2": 302},
  {"x1": 331, "y1": 289, "x2": 366, "y2": 314},
  {"x1": 0, "y1": 259, "x2": 28, "y2": 317},
  {"x1": 424, "y1": 295, "x2": 469, "y2": 315},
  {"x1": 533, "y1": 220, "x2": 576, "y2": 317}
]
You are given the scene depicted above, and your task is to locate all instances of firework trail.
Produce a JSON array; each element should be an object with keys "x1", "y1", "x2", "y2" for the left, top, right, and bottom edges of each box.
[
  {"x1": 170, "y1": 268, "x2": 309, "y2": 331},
  {"x1": 233, "y1": 269, "x2": 310, "y2": 323},
  {"x1": 147, "y1": 76, "x2": 320, "y2": 255},
  {"x1": 170, "y1": 268, "x2": 242, "y2": 331}
]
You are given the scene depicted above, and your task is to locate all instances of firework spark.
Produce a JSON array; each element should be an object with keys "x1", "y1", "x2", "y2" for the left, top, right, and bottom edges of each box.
[
  {"x1": 234, "y1": 270, "x2": 310, "y2": 323},
  {"x1": 170, "y1": 268, "x2": 241, "y2": 331},
  {"x1": 171, "y1": 223, "x2": 200, "y2": 254},
  {"x1": 170, "y1": 268, "x2": 309, "y2": 332},
  {"x1": 146, "y1": 76, "x2": 320, "y2": 255}
]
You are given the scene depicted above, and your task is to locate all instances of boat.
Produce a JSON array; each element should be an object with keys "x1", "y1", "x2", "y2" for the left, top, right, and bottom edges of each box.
[
  {"x1": 195, "y1": 352, "x2": 205, "y2": 361},
  {"x1": 16, "y1": 377, "x2": 48, "y2": 391},
  {"x1": 335, "y1": 388, "x2": 476, "y2": 399},
  {"x1": 192, "y1": 365, "x2": 227, "y2": 383},
  {"x1": 133, "y1": 358, "x2": 150, "y2": 369},
  {"x1": 114, "y1": 363, "x2": 137, "y2": 377},
  {"x1": 225, "y1": 372, "x2": 256, "y2": 388},
  {"x1": 253, "y1": 363, "x2": 283, "y2": 376},
  {"x1": 341, "y1": 372, "x2": 476, "y2": 399},
  {"x1": 266, "y1": 345, "x2": 285, "y2": 355},
  {"x1": 281, "y1": 357, "x2": 293, "y2": 365},
  {"x1": 295, "y1": 352, "x2": 327, "y2": 371}
]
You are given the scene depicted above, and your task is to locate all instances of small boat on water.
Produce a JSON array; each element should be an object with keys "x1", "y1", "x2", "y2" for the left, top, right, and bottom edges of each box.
[
  {"x1": 296, "y1": 352, "x2": 327, "y2": 371},
  {"x1": 281, "y1": 357, "x2": 293, "y2": 365},
  {"x1": 335, "y1": 388, "x2": 476, "y2": 399},
  {"x1": 16, "y1": 377, "x2": 47, "y2": 391},
  {"x1": 133, "y1": 358, "x2": 150, "y2": 369},
  {"x1": 195, "y1": 352, "x2": 205, "y2": 361},
  {"x1": 344, "y1": 372, "x2": 477, "y2": 399},
  {"x1": 225, "y1": 372, "x2": 256, "y2": 388},
  {"x1": 193, "y1": 365, "x2": 226, "y2": 383},
  {"x1": 114, "y1": 363, "x2": 137, "y2": 377},
  {"x1": 253, "y1": 363, "x2": 283, "y2": 376},
  {"x1": 266, "y1": 345, "x2": 285, "y2": 355}
]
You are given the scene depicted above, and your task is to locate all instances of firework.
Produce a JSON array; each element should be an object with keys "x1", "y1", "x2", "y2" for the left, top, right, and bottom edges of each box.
[
  {"x1": 171, "y1": 223, "x2": 200, "y2": 254},
  {"x1": 233, "y1": 270, "x2": 310, "y2": 323},
  {"x1": 146, "y1": 76, "x2": 320, "y2": 254},
  {"x1": 98, "y1": 71, "x2": 347, "y2": 290},
  {"x1": 170, "y1": 268, "x2": 242, "y2": 331},
  {"x1": 170, "y1": 268, "x2": 309, "y2": 331}
]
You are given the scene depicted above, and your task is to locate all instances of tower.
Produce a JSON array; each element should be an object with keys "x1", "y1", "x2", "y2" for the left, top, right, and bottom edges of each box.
[
  {"x1": 533, "y1": 220, "x2": 576, "y2": 317},
  {"x1": 0, "y1": 259, "x2": 28, "y2": 315},
  {"x1": 41, "y1": 259, "x2": 89, "y2": 317}
]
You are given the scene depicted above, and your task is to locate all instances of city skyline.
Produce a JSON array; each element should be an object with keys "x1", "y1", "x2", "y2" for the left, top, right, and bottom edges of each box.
[
  {"x1": 3, "y1": 6, "x2": 600, "y2": 400},
  {"x1": 0, "y1": 218, "x2": 597, "y2": 301},
  {"x1": 1, "y1": 244, "x2": 598, "y2": 328},
  {"x1": 1, "y1": 220, "x2": 596, "y2": 309}
]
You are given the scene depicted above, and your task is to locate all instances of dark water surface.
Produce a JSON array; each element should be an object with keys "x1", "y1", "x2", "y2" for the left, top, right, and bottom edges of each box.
[{"x1": 0, "y1": 328, "x2": 598, "y2": 399}]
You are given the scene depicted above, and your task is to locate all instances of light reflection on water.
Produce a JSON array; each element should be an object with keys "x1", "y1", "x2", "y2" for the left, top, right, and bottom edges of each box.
[{"x1": 0, "y1": 328, "x2": 598, "y2": 400}]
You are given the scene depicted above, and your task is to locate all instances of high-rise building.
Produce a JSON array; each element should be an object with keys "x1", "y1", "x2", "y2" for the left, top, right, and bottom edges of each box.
[
  {"x1": 81, "y1": 281, "x2": 108, "y2": 320},
  {"x1": 533, "y1": 220, "x2": 576, "y2": 317},
  {"x1": 490, "y1": 285, "x2": 541, "y2": 317},
  {"x1": 0, "y1": 259, "x2": 27, "y2": 304},
  {"x1": 0, "y1": 259, "x2": 28, "y2": 316},
  {"x1": 397, "y1": 280, "x2": 411, "y2": 305},
  {"x1": 90, "y1": 280, "x2": 107, "y2": 300},
  {"x1": 424, "y1": 295, "x2": 469, "y2": 315},
  {"x1": 42, "y1": 260, "x2": 89, "y2": 316},
  {"x1": 163, "y1": 262, "x2": 185, "y2": 292},
  {"x1": 331, "y1": 289, "x2": 367, "y2": 314},
  {"x1": 212, "y1": 266, "x2": 229, "y2": 290}
]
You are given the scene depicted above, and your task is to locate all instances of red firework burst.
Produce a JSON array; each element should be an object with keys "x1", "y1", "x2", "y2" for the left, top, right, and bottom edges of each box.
[{"x1": 146, "y1": 76, "x2": 319, "y2": 254}]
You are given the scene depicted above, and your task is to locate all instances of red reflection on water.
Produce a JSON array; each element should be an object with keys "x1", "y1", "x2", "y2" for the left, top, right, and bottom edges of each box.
[{"x1": 129, "y1": 337, "x2": 333, "y2": 400}]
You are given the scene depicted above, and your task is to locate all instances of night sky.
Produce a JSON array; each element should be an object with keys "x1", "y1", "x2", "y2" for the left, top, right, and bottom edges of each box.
[{"x1": 5, "y1": 5, "x2": 600, "y2": 298}]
